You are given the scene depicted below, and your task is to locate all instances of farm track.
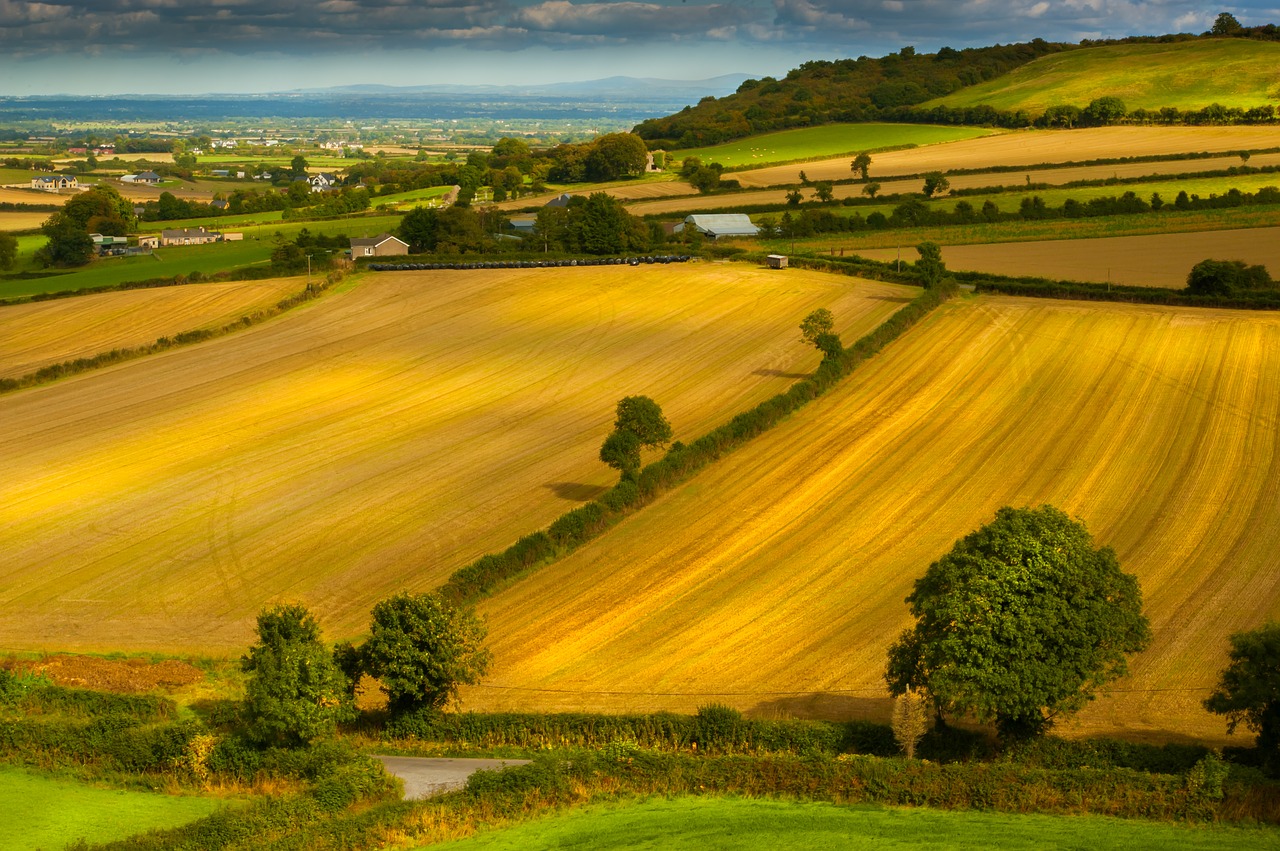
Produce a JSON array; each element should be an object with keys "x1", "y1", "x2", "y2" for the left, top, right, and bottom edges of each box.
[
  {"x1": 0, "y1": 265, "x2": 913, "y2": 652},
  {"x1": 728, "y1": 127, "x2": 1280, "y2": 188},
  {"x1": 852, "y1": 226, "x2": 1280, "y2": 288},
  {"x1": 625, "y1": 152, "x2": 1280, "y2": 217},
  {"x1": 0, "y1": 276, "x2": 304, "y2": 378},
  {"x1": 469, "y1": 295, "x2": 1280, "y2": 741}
]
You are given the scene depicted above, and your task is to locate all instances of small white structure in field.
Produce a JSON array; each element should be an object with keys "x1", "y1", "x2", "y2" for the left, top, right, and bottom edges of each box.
[{"x1": 766, "y1": 254, "x2": 789, "y2": 269}]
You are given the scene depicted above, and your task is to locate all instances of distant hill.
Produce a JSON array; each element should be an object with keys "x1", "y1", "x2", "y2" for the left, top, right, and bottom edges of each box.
[
  {"x1": 296, "y1": 75, "x2": 751, "y2": 101},
  {"x1": 928, "y1": 39, "x2": 1280, "y2": 114}
]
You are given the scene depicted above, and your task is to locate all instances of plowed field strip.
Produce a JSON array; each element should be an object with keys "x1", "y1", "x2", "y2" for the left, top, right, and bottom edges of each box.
[
  {"x1": 853, "y1": 226, "x2": 1280, "y2": 288},
  {"x1": 0, "y1": 277, "x2": 305, "y2": 378},
  {"x1": 0, "y1": 266, "x2": 913, "y2": 652},
  {"x1": 729, "y1": 127, "x2": 1280, "y2": 188},
  {"x1": 470, "y1": 296, "x2": 1280, "y2": 740}
]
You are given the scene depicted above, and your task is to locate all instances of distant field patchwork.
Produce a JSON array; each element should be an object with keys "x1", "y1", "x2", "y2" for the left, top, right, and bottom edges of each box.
[
  {"x1": 470, "y1": 296, "x2": 1280, "y2": 741},
  {"x1": 0, "y1": 265, "x2": 913, "y2": 652}
]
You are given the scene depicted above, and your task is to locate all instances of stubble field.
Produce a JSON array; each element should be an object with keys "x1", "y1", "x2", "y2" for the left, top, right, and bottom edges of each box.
[
  {"x1": 0, "y1": 276, "x2": 305, "y2": 378},
  {"x1": 0, "y1": 265, "x2": 913, "y2": 652},
  {"x1": 852, "y1": 225, "x2": 1280, "y2": 287},
  {"x1": 468, "y1": 295, "x2": 1280, "y2": 741},
  {"x1": 728, "y1": 126, "x2": 1280, "y2": 188}
]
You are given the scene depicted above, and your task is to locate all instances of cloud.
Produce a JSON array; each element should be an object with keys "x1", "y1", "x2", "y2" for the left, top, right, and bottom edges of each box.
[{"x1": 0, "y1": 0, "x2": 1272, "y2": 64}]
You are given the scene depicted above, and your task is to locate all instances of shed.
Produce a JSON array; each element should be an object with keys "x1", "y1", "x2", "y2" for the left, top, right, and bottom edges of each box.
[
  {"x1": 766, "y1": 254, "x2": 789, "y2": 269},
  {"x1": 675, "y1": 214, "x2": 759, "y2": 240},
  {"x1": 350, "y1": 233, "x2": 409, "y2": 258}
]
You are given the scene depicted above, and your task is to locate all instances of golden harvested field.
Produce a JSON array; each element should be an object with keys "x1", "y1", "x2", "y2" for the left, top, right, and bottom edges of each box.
[
  {"x1": 0, "y1": 277, "x2": 305, "y2": 379},
  {"x1": 0, "y1": 265, "x2": 913, "y2": 653},
  {"x1": 854, "y1": 226, "x2": 1280, "y2": 288},
  {"x1": 0, "y1": 187, "x2": 68, "y2": 205},
  {"x1": 468, "y1": 295, "x2": 1280, "y2": 741},
  {"x1": 495, "y1": 181, "x2": 697, "y2": 211},
  {"x1": 0, "y1": 211, "x2": 50, "y2": 231},
  {"x1": 625, "y1": 152, "x2": 1280, "y2": 217},
  {"x1": 729, "y1": 127, "x2": 1280, "y2": 188}
]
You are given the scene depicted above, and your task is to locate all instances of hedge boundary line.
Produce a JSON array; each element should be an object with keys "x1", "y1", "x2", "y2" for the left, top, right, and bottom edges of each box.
[
  {"x1": 0, "y1": 269, "x2": 349, "y2": 397},
  {"x1": 439, "y1": 271, "x2": 946, "y2": 605}
]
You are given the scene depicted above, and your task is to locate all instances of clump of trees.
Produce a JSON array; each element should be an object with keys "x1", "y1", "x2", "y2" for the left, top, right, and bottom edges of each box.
[
  {"x1": 799, "y1": 308, "x2": 842, "y2": 361},
  {"x1": 600, "y1": 395, "x2": 673, "y2": 480},
  {"x1": 1205, "y1": 621, "x2": 1280, "y2": 771},
  {"x1": 1185, "y1": 258, "x2": 1274, "y2": 296},
  {"x1": 35, "y1": 184, "x2": 133, "y2": 268},
  {"x1": 914, "y1": 242, "x2": 946, "y2": 288},
  {"x1": 886, "y1": 505, "x2": 1150, "y2": 741}
]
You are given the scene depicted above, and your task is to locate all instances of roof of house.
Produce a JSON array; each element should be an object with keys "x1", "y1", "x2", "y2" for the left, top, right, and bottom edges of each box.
[
  {"x1": 349, "y1": 233, "x2": 408, "y2": 248},
  {"x1": 544, "y1": 193, "x2": 574, "y2": 208},
  {"x1": 136, "y1": 171, "x2": 162, "y2": 180},
  {"x1": 684, "y1": 214, "x2": 759, "y2": 236},
  {"x1": 161, "y1": 227, "x2": 218, "y2": 239}
]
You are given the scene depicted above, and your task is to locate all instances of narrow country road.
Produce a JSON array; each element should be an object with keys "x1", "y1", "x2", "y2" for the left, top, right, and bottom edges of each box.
[{"x1": 373, "y1": 756, "x2": 531, "y2": 800}]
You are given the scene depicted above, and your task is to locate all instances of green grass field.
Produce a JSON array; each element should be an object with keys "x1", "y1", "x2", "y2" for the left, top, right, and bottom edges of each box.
[
  {"x1": 0, "y1": 765, "x2": 226, "y2": 850},
  {"x1": 0, "y1": 167, "x2": 42, "y2": 184},
  {"x1": 931, "y1": 39, "x2": 1280, "y2": 114},
  {"x1": 430, "y1": 797, "x2": 1280, "y2": 851},
  {"x1": 673, "y1": 124, "x2": 998, "y2": 171}
]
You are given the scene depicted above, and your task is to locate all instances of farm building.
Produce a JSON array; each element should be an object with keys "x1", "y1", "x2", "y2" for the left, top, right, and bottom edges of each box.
[
  {"x1": 544, "y1": 193, "x2": 574, "y2": 208},
  {"x1": 160, "y1": 227, "x2": 221, "y2": 246},
  {"x1": 350, "y1": 233, "x2": 409, "y2": 258},
  {"x1": 509, "y1": 216, "x2": 537, "y2": 235},
  {"x1": 31, "y1": 175, "x2": 78, "y2": 191},
  {"x1": 675, "y1": 214, "x2": 759, "y2": 240},
  {"x1": 134, "y1": 171, "x2": 162, "y2": 184},
  {"x1": 766, "y1": 254, "x2": 789, "y2": 269}
]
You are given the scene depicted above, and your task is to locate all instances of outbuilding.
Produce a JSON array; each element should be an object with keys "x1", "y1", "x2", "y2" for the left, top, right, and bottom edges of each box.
[
  {"x1": 766, "y1": 254, "x2": 789, "y2": 269},
  {"x1": 674, "y1": 214, "x2": 759, "y2": 240}
]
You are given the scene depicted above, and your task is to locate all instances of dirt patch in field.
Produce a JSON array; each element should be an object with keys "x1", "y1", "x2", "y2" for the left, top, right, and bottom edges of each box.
[
  {"x1": 853, "y1": 226, "x2": 1280, "y2": 287},
  {"x1": 6, "y1": 654, "x2": 204, "y2": 692},
  {"x1": 729, "y1": 126, "x2": 1280, "y2": 187}
]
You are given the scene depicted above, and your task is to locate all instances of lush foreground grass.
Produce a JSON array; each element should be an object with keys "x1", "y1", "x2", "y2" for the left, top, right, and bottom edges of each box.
[
  {"x1": 0, "y1": 765, "x2": 226, "y2": 851},
  {"x1": 675, "y1": 123, "x2": 996, "y2": 171},
  {"x1": 429, "y1": 796, "x2": 1280, "y2": 851}
]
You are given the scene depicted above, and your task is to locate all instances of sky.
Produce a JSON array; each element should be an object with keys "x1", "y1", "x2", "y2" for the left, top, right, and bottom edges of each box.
[{"x1": 0, "y1": 1, "x2": 1274, "y2": 94}]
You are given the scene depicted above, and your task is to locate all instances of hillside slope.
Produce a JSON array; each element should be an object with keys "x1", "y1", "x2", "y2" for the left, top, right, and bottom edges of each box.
[
  {"x1": 929, "y1": 39, "x2": 1280, "y2": 114},
  {"x1": 469, "y1": 296, "x2": 1280, "y2": 741}
]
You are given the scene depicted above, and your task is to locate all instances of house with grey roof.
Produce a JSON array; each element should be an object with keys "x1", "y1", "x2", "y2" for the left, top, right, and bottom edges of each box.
[{"x1": 350, "y1": 233, "x2": 409, "y2": 258}]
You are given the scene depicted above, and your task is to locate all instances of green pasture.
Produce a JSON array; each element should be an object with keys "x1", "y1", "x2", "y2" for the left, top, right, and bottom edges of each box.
[
  {"x1": 0, "y1": 765, "x2": 226, "y2": 851},
  {"x1": 0, "y1": 240, "x2": 272, "y2": 299},
  {"x1": 431, "y1": 797, "x2": 1280, "y2": 851},
  {"x1": 930, "y1": 39, "x2": 1280, "y2": 114},
  {"x1": 674, "y1": 124, "x2": 998, "y2": 171},
  {"x1": 375, "y1": 185, "x2": 454, "y2": 207},
  {"x1": 0, "y1": 167, "x2": 42, "y2": 184}
]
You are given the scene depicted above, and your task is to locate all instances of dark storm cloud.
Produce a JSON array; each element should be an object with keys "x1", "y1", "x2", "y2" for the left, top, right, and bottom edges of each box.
[{"x1": 0, "y1": 0, "x2": 1272, "y2": 57}]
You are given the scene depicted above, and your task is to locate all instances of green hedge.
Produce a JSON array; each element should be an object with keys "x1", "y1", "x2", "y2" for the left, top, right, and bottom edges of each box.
[
  {"x1": 384, "y1": 709, "x2": 896, "y2": 758},
  {"x1": 440, "y1": 277, "x2": 947, "y2": 605},
  {"x1": 967, "y1": 273, "x2": 1280, "y2": 309}
]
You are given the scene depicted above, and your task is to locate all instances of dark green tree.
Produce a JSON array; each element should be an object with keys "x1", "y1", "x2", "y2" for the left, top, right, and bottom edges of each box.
[
  {"x1": 0, "y1": 232, "x2": 18, "y2": 270},
  {"x1": 1083, "y1": 96, "x2": 1127, "y2": 126},
  {"x1": 921, "y1": 172, "x2": 950, "y2": 198},
  {"x1": 1205, "y1": 622, "x2": 1280, "y2": 769},
  {"x1": 851, "y1": 152, "x2": 872, "y2": 180},
  {"x1": 813, "y1": 181, "x2": 834, "y2": 203},
  {"x1": 1186, "y1": 258, "x2": 1273, "y2": 296},
  {"x1": 599, "y1": 429, "x2": 642, "y2": 478},
  {"x1": 290, "y1": 154, "x2": 309, "y2": 178},
  {"x1": 688, "y1": 164, "x2": 724, "y2": 194},
  {"x1": 35, "y1": 217, "x2": 95, "y2": 268},
  {"x1": 1211, "y1": 11, "x2": 1243, "y2": 35},
  {"x1": 614, "y1": 395, "x2": 673, "y2": 448},
  {"x1": 886, "y1": 505, "x2": 1150, "y2": 741},
  {"x1": 585, "y1": 132, "x2": 648, "y2": 181},
  {"x1": 242, "y1": 604, "x2": 354, "y2": 747},
  {"x1": 862, "y1": 181, "x2": 881, "y2": 199},
  {"x1": 361, "y1": 592, "x2": 491, "y2": 715},
  {"x1": 799, "y1": 307, "x2": 835, "y2": 346},
  {"x1": 915, "y1": 242, "x2": 946, "y2": 288},
  {"x1": 567, "y1": 192, "x2": 647, "y2": 255}
]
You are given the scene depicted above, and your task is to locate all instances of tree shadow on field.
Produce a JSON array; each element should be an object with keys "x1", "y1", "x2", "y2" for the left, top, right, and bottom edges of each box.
[
  {"x1": 749, "y1": 693, "x2": 895, "y2": 723},
  {"x1": 753, "y1": 368, "x2": 810, "y2": 379},
  {"x1": 544, "y1": 482, "x2": 610, "y2": 502}
]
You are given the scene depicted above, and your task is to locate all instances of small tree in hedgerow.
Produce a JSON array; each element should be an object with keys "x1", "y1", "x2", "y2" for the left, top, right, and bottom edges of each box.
[
  {"x1": 915, "y1": 242, "x2": 946, "y2": 288},
  {"x1": 1204, "y1": 621, "x2": 1280, "y2": 771},
  {"x1": 885, "y1": 505, "x2": 1150, "y2": 742},
  {"x1": 601, "y1": 395, "x2": 672, "y2": 480},
  {"x1": 361, "y1": 592, "x2": 492, "y2": 716},
  {"x1": 800, "y1": 308, "x2": 842, "y2": 362},
  {"x1": 242, "y1": 604, "x2": 355, "y2": 747}
]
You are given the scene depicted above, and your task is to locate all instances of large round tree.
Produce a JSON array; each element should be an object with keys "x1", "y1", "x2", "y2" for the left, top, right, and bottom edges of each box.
[{"x1": 886, "y1": 505, "x2": 1150, "y2": 740}]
